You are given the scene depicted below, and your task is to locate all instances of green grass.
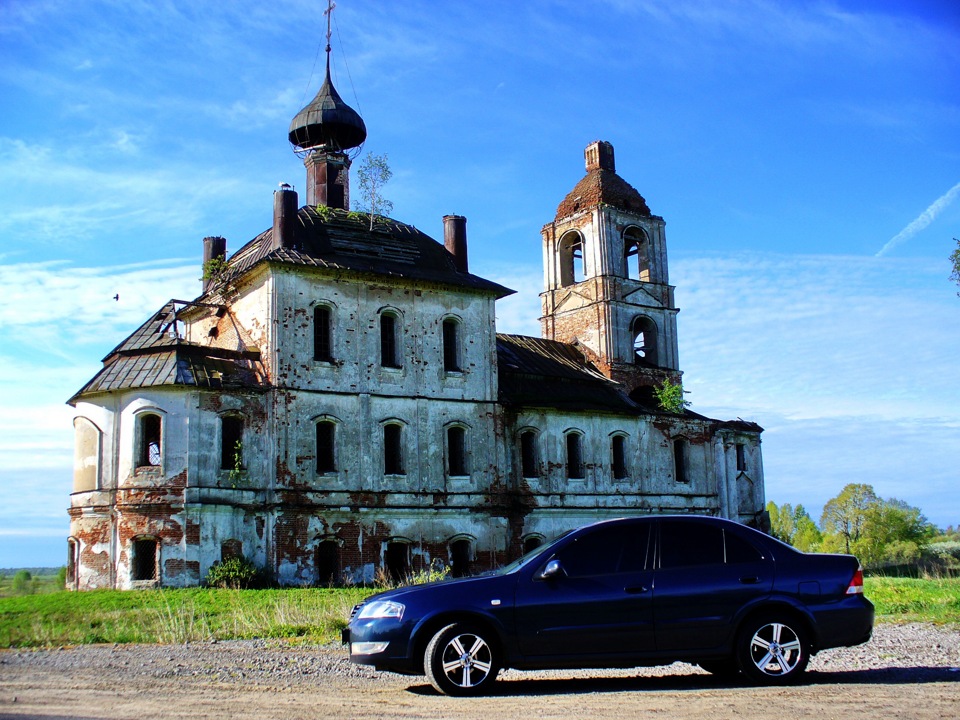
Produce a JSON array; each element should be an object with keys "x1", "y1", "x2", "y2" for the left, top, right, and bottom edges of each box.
[
  {"x1": 0, "y1": 578, "x2": 956, "y2": 649},
  {"x1": 865, "y1": 576, "x2": 960, "y2": 624}
]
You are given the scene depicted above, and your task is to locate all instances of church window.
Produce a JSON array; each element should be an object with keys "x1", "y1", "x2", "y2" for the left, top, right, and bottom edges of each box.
[
  {"x1": 132, "y1": 538, "x2": 158, "y2": 581},
  {"x1": 316, "y1": 540, "x2": 340, "y2": 585},
  {"x1": 624, "y1": 227, "x2": 651, "y2": 281},
  {"x1": 316, "y1": 420, "x2": 337, "y2": 474},
  {"x1": 314, "y1": 305, "x2": 333, "y2": 361},
  {"x1": 673, "y1": 438, "x2": 688, "y2": 484},
  {"x1": 447, "y1": 426, "x2": 467, "y2": 477},
  {"x1": 611, "y1": 434, "x2": 628, "y2": 479},
  {"x1": 383, "y1": 423, "x2": 405, "y2": 475},
  {"x1": 137, "y1": 413, "x2": 162, "y2": 468},
  {"x1": 523, "y1": 535, "x2": 544, "y2": 554},
  {"x1": 632, "y1": 316, "x2": 659, "y2": 366},
  {"x1": 520, "y1": 430, "x2": 539, "y2": 478},
  {"x1": 558, "y1": 231, "x2": 585, "y2": 287},
  {"x1": 566, "y1": 431, "x2": 585, "y2": 479},
  {"x1": 380, "y1": 312, "x2": 401, "y2": 368},
  {"x1": 450, "y1": 537, "x2": 472, "y2": 578},
  {"x1": 220, "y1": 415, "x2": 243, "y2": 471},
  {"x1": 442, "y1": 317, "x2": 461, "y2": 372},
  {"x1": 736, "y1": 442, "x2": 747, "y2": 473},
  {"x1": 385, "y1": 540, "x2": 410, "y2": 583}
]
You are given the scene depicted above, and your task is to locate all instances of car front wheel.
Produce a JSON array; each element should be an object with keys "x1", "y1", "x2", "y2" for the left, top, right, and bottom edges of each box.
[
  {"x1": 424, "y1": 623, "x2": 500, "y2": 696},
  {"x1": 737, "y1": 615, "x2": 809, "y2": 684}
]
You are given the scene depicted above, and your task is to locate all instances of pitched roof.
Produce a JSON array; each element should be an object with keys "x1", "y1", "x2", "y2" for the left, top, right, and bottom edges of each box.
[
  {"x1": 208, "y1": 206, "x2": 513, "y2": 298},
  {"x1": 69, "y1": 301, "x2": 267, "y2": 405}
]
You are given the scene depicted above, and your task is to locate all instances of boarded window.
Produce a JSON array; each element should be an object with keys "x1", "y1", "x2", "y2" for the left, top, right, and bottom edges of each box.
[
  {"x1": 673, "y1": 438, "x2": 688, "y2": 484},
  {"x1": 138, "y1": 414, "x2": 162, "y2": 468},
  {"x1": 442, "y1": 318, "x2": 461, "y2": 371},
  {"x1": 566, "y1": 432, "x2": 584, "y2": 479},
  {"x1": 314, "y1": 306, "x2": 333, "y2": 361},
  {"x1": 611, "y1": 435, "x2": 628, "y2": 479},
  {"x1": 220, "y1": 416, "x2": 243, "y2": 471},
  {"x1": 316, "y1": 421, "x2": 336, "y2": 474},
  {"x1": 380, "y1": 313, "x2": 401, "y2": 368},
  {"x1": 220, "y1": 539, "x2": 242, "y2": 561},
  {"x1": 385, "y1": 542, "x2": 409, "y2": 583},
  {"x1": 384, "y1": 424, "x2": 404, "y2": 475},
  {"x1": 520, "y1": 431, "x2": 538, "y2": 478},
  {"x1": 132, "y1": 539, "x2": 158, "y2": 581},
  {"x1": 447, "y1": 426, "x2": 467, "y2": 476},
  {"x1": 316, "y1": 540, "x2": 339, "y2": 585},
  {"x1": 450, "y1": 538, "x2": 472, "y2": 578}
]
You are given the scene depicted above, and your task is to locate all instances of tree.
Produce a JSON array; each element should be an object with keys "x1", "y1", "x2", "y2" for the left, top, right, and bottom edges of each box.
[
  {"x1": 820, "y1": 483, "x2": 878, "y2": 554},
  {"x1": 767, "y1": 501, "x2": 822, "y2": 552},
  {"x1": 653, "y1": 378, "x2": 690, "y2": 413},
  {"x1": 356, "y1": 153, "x2": 393, "y2": 230},
  {"x1": 950, "y1": 237, "x2": 960, "y2": 296}
]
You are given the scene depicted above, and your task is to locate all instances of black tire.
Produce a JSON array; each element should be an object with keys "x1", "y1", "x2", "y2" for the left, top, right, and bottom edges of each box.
[
  {"x1": 697, "y1": 658, "x2": 740, "y2": 679},
  {"x1": 736, "y1": 614, "x2": 809, "y2": 685},
  {"x1": 424, "y1": 623, "x2": 500, "y2": 696}
]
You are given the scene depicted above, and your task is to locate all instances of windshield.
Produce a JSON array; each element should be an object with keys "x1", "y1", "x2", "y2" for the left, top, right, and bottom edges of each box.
[{"x1": 488, "y1": 530, "x2": 573, "y2": 576}]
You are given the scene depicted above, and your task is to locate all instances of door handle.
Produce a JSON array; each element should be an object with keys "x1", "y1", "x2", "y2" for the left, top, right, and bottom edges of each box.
[
  {"x1": 624, "y1": 586, "x2": 649, "y2": 594},
  {"x1": 739, "y1": 576, "x2": 761, "y2": 584}
]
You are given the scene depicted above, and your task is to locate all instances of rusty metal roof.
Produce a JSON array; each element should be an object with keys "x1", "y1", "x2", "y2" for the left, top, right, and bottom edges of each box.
[
  {"x1": 69, "y1": 301, "x2": 267, "y2": 405},
  {"x1": 208, "y1": 206, "x2": 513, "y2": 298}
]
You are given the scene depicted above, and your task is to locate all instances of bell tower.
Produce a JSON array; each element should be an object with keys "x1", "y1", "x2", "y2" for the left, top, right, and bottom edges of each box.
[{"x1": 540, "y1": 141, "x2": 681, "y2": 403}]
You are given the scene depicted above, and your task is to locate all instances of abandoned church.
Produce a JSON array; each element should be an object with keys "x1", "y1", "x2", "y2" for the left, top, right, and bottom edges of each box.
[{"x1": 66, "y1": 47, "x2": 766, "y2": 590}]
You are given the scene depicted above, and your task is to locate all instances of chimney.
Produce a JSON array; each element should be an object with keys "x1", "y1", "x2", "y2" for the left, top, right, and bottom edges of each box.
[
  {"x1": 443, "y1": 215, "x2": 468, "y2": 273},
  {"x1": 201, "y1": 236, "x2": 227, "y2": 293},
  {"x1": 585, "y1": 140, "x2": 615, "y2": 173},
  {"x1": 273, "y1": 183, "x2": 299, "y2": 250},
  {"x1": 304, "y1": 151, "x2": 351, "y2": 209}
]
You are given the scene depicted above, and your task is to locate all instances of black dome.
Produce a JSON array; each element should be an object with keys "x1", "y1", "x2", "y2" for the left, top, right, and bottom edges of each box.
[{"x1": 288, "y1": 69, "x2": 367, "y2": 152}]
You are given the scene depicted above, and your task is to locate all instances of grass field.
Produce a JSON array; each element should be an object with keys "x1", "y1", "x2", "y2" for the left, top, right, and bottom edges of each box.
[{"x1": 0, "y1": 577, "x2": 956, "y2": 649}]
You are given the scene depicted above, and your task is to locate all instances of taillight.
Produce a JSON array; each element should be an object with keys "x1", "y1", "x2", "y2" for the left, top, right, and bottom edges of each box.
[{"x1": 845, "y1": 567, "x2": 864, "y2": 595}]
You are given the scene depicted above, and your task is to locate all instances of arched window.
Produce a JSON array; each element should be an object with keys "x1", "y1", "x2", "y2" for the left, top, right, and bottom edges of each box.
[
  {"x1": 316, "y1": 420, "x2": 337, "y2": 474},
  {"x1": 673, "y1": 437, "x2": 688, "y2": 484},
  {"x1": 73, "y1": 417, "x2": 102, "y2": 492},
  {"x1": 383, "y1": 423, "x2": 405, "y2": 475},
  {"x1": 565, "y1": 431, "x2": 585, "y2": 479},
  {"x1": 220, "y1": 415, "x2": 243, "y2": 471},
  {"x1": 450, "y1": 537, "x2": 473, "y2": 578},
  {"x1": 316, "y1": 540, "x2": 340, "y2": 586},
  {"x1": 442, "y1": 317, "x2": 462, "y2": 372},
  {"x1": 523, "y1": 535, "x2": 544, "y2": 554},
  {"x1": 380, "y1": 311, "x2": 401, "y2": 368},
  {"x1": 385, "y1": 540, "x2": 410, "y2": 583},
  {"x1": 314, "y1": 305, "x2": 333, "y2": 362},
  {"x1": 136, "y1": 413, "x2": 162, "y2": 468},
  {"x1": 623, "y1": 226, "x2": 651, "y2": 281},
  {"x1": 632, "y1": 316, "x2": 659, "y2": 366},
  {"x1": 611, "y1": 434, "x2": 628, "y2": 480},
  {"x1": 519, "y1": 430, "x2": 539, "y2": 479},
  {"x1": 446, "y1": 425, "x2": 467, "y2": 477},
  {"x1": 558, "y1": 231, "x2": 585, "y2": 287}
]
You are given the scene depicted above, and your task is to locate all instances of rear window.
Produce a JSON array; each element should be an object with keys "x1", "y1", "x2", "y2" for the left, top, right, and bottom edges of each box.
[{"x1": 659, "y1": 520, "x2": 724, "y2": 568}]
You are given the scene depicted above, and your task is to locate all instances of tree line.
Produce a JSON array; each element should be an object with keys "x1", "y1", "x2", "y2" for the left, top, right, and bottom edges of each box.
[{"x1": 767, "y1": 483, "x2": 959, "y2": 574}]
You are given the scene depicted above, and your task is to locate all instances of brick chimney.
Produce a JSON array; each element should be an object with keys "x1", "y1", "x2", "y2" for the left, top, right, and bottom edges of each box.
[
  {"x1": 273, "y1": 183, "x2": 299, "y2": 250},
  {"x1": 585, "y1": 141, "x2": 615, "y2": 172},
  {"x1": 201, "y1": 236, "x2": 227, "y2": 293}
]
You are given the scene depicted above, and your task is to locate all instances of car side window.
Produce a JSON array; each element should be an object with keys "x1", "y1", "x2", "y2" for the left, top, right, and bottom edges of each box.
[
  {"x1": 658, "y1": 520, "x2": 724, "y2": 569},
  {"x1": 724, "y1": 530, "x2": 765, "y2": 564},
  {"x1": 554, "y1": 523, "x2": 651, "y2": 577}
]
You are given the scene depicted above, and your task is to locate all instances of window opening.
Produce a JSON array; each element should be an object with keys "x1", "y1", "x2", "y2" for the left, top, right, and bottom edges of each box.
[
  {"x1": 624, "y1": 227, "x2": 651, "y2": 281},
  {"x1": 132, "y1": 539, "x2": 158, "y2": 581},
  {"x1": 632, "y1": 317, "x2": 658, "y2": 366},
  {"x1": 314, "y1": 306, "x2": 333, "y2": 361},
  {"x1": 384, "y1": 424, "x2": 405, "y2": 475},
  {"x1": 380, "y1": 313, "x2": 401, "y2": 368},
  {"x1": 450, "y1": 538, "x2": 472, "y2": 578},
  {"x1": 316, "y1": 540, "x2": 340, "y2": 586},
  {"x1": 520, "y1": 431, "x2": 538, "y2": 478},
  {"x1": 66, "y1": 538, "x2": 78, "y2": 587},
  {"x1": 220, "y1": 416, "x2": 243, "y2": 470},
  {"x1": 442, "y1": 318, "x2": 461, "y2": 372},
  {"x1": 736, "y1": 443, "x2": 747, "y2": 473},
  {"x1": 138, "y1": 414, "x2": 162, "y2": 468},
  {"x1": 316, "y1": 421, "x2": 337, "y2": 474},
  {"x1": 558, "y1": 232, "x2": 585, "y2": 287},
  {"x1": 447, "y1": 426, "x2": 467, "y2": 476},
  {"x1": 385, "y1": 542, "x2": 409, "y2": 583},
  {"x1": 220, "y1": 539, "x2": 242, "y2": 561},
  {"x1": 611, "y1": 435, "x2": 628, "y2": 479},
  {"x1": 566, "y1": 432, "x2": 584, "y2": 479},
  {"x1": 523, "y1": 536, "x2": 543, "y2": 554},
  {"x1": 673, "y1": 438, "x2": 688, "y2": 484}
]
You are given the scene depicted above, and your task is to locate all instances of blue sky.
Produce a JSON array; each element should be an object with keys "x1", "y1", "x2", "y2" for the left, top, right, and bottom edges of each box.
[{"x1": 1, "y1": 0, "x2": 958, "y2": 568}]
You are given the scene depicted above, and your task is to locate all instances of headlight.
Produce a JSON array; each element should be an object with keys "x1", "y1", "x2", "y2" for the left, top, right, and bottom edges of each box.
[{"x1": 356, "y1": 600, "x2": 405, "y2": 620}]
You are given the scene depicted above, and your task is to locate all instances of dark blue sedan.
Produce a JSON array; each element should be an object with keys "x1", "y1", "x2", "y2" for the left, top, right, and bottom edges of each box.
[{"x1": 343, "y1": 515, "x2": 874, "y2": 696}]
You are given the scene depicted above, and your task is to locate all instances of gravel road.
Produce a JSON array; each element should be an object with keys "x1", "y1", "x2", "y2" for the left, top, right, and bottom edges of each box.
[{"x1": 2, "y1": 623, "x2": 958, "y2": 719}]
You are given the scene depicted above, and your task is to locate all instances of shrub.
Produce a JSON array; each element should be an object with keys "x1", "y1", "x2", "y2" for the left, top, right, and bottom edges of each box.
[
  {"x1": 205, "y1": 556, "x2": 260, "y2": 589},
  {"x1": 11, "y1": 570, "x2": 32, "y2": 594}
]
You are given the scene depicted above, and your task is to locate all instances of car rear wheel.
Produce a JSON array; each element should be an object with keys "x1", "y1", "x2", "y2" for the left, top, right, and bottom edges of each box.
[
  {"x1": 737, "y1": 615, "x2": 809, "y2": 684},
  {"x1": 424, "y1": 623, "x2": 500, "y2": 696}
]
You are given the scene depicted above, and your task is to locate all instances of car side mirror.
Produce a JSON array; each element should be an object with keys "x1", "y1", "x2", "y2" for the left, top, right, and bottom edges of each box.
[{"x1": 537, "y1": 558, "x2": 565, "y2": 581}]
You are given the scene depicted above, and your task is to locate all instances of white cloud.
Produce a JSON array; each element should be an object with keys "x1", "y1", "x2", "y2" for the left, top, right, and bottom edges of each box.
[{"x1": 876, "y1": 181, "x2": 960, "y2": 257}]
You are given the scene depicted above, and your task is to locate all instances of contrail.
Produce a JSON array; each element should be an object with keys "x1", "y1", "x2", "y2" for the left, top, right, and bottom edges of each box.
[{"x1": 876, "y1": 181, "x2": 960, "y2": 257}]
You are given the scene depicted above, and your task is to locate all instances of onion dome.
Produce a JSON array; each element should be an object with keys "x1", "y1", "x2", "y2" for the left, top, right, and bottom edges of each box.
[{"x1": 288, "y1": 63, "x2": 367, "y2": 153}]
